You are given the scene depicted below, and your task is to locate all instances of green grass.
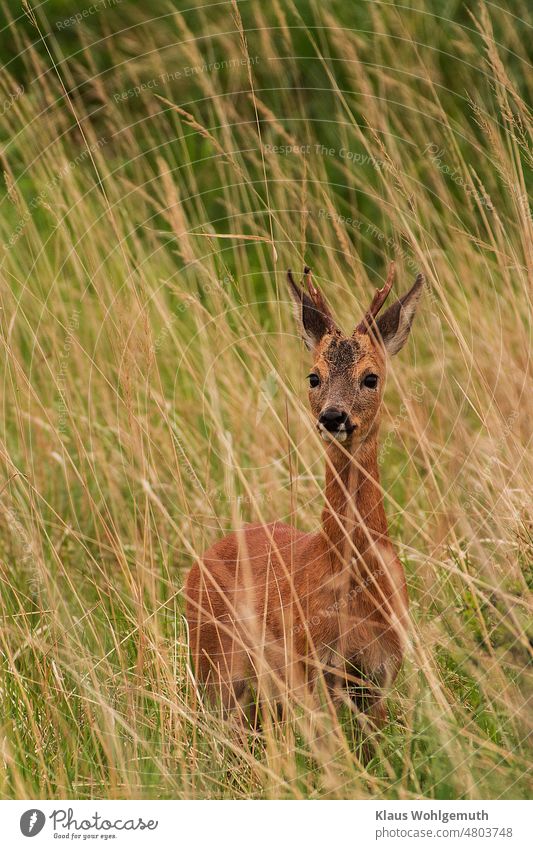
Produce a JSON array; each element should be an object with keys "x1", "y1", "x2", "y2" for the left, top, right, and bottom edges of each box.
[{"x1": 0, "y1": 0, "x2": 530, "y2": 798}]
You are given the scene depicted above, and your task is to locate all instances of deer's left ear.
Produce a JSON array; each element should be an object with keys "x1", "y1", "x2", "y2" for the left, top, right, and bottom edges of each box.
[{"x1": 374, "y1": 273, "x2": 424, "y2": 356}]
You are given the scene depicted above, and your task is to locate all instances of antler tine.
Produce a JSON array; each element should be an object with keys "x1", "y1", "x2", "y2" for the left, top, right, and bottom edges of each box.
[
  {"x1": 356, "y1": 261, "x2": 396, "y2": 334},
  {"x1": 302, "y1": 266, "x2": 336, "y2": 323},
  {"x1": 303, "y1": 265, "x2": 314, "y2": 295}
]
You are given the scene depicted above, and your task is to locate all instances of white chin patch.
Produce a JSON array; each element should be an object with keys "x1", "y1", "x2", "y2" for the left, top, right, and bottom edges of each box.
[{"x1": 318, "y1": 424, "x2": 347, "y2": 443}]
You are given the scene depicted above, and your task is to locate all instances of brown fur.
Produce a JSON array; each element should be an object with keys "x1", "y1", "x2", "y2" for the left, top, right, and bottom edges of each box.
[{"x1": 185, "y1": 268, "x2": 424, "y2": 732}]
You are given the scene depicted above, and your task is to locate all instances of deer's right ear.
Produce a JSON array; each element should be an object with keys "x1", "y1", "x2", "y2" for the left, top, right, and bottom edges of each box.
[{"x1": 287, "y1": 268, "x2": 335, "y2": 351}]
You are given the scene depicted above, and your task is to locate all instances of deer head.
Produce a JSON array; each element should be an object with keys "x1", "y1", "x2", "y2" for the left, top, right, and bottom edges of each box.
[{"x1": 287, "y1": 263, "x2": 424, "y2": 445}]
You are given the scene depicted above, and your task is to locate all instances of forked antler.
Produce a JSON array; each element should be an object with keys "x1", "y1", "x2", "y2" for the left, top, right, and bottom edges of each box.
[
  {"x1": 303, "y1": 266, "x2": 336, "y2": 322},
  {"x1": 355, "y1": 261, "x2": 396, "y2": 334},
  {"x1": 287, "y1": 266, "x2": 336, "y2": 325}
]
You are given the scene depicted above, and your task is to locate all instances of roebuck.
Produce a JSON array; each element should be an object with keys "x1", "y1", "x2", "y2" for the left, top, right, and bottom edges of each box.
[{"x1": 185, "y1": 263, "x2": 424, "y2": 732}]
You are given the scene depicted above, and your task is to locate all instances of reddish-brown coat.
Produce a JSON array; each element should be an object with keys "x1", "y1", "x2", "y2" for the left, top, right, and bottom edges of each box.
[{"x1": 185, "y1": 267, "x2": 423, "y2": 727}]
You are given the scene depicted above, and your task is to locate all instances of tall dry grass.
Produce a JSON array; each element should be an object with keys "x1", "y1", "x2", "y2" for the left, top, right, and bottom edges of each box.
[{"x1": 0, "y1": 0, "x2": 530, "y2": 798}]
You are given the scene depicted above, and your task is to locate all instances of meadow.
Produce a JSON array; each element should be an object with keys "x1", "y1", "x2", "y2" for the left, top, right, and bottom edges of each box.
[{"x1": 0, "y1": 0, "x2": 531, "y2": 798}]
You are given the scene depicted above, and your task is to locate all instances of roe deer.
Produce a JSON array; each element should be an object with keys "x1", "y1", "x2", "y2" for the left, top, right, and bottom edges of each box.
[{"x1": 185, "y1": 263, "x2": 424, "y2": 731}]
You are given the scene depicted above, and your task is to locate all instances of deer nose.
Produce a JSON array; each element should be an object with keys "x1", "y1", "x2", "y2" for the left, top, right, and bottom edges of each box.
[{"x1": 319, "y1": 408, "x2": 349, "y2": 431}]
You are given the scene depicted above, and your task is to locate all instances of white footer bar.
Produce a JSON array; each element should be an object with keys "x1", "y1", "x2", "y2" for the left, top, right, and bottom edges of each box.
[{"x1": 2, "y1": 800, "x2": 530, "y2": 848}]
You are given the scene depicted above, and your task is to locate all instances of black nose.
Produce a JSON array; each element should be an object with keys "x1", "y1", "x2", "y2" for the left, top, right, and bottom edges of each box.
[{"x1": 319, "y1": 408, "x2": 348, "y2": 431}]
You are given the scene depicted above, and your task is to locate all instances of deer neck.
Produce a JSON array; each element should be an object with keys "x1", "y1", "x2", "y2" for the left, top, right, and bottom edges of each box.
[{"x1": 321, "y1": 431, "x2": 389, "y2": 567}]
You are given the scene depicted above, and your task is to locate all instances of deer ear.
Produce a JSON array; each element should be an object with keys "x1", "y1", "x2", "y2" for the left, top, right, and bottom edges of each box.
[
  {"x1": 287, "y1": 268, "x2": 336, "y2": 350},
  {"x1": 374, "y1": 273, "x2": 424, "y2": 356}
]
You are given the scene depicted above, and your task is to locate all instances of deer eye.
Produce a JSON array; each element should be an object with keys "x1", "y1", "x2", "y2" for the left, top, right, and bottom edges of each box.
[
  {"x1": 308, "y1": 373, "x2": 320, "y2": 388},
  {"x1": 362, "y1": 373, "x2": 378, "y2": 389}
]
